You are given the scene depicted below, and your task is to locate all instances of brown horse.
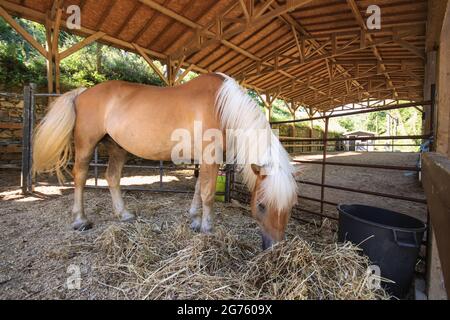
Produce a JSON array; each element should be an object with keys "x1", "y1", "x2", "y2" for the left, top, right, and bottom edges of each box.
[{"x1": 32, "y1": 73, "x2": 298, "y2": 249}]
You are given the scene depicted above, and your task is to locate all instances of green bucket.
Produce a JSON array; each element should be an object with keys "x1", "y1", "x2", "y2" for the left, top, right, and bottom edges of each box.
[{"x1": 215, "y1": 175, "x2": 226, "y2": 202}]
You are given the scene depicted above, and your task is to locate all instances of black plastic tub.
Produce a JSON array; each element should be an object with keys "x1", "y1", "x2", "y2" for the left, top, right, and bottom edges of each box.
[{"x1": 337, "y1": 204, "x2": 427, "y2": 298}]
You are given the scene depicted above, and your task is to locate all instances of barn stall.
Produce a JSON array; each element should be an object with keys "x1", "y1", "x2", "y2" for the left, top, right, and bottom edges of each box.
[{"x1": 0, "y1": 0, "x2": 449, "y2": 300}]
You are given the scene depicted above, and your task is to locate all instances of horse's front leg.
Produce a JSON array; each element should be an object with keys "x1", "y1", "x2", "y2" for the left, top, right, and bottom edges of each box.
[
  {"x1": 189, "y1": 178, "x2": 202, "y2": 231},
  {"x1": 199, "y1": 164, "x2": 219, "y2": 234}
]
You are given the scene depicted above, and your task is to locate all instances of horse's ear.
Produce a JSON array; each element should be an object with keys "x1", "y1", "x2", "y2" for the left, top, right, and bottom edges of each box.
[{"x1": 251, "y1": 164, "x2": 262, "y2": 175}]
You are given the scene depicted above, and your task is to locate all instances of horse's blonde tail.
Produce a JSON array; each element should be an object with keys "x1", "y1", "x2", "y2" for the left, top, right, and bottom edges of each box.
[{"x1": 32, "y1": 88, "x2": 86, "y2": 183}]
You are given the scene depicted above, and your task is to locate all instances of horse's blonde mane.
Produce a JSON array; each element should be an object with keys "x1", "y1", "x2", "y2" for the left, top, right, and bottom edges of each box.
[{"x1": 215, "y1": 73, "x2": 298, "y2": 212}]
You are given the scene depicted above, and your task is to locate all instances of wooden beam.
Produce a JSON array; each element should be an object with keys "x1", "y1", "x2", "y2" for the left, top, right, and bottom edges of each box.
[
  {"x1": 238, "y1": 0, "x2": 250, "y2": 22},
  {"x1": 241, "y1": 29, "x2": 414, "y2": 78},
  {"x1": 291, "y1": 25, "x2": 303, "y2": 62},
  {"x1": 254, "y1": 0, "x2": 276, "y2": 18},
  {"x1": 133, "y1": 43, "x2": 169, "y2": 86},
  {"x1": 138, "y1": 0, "x2": 326, "y2": 105},
  {"x1": 45, "y1": 20, "x2": 54, "y2": 93},
  {"x1": 174, "y1": 64, "x2": 194, "y2": 85},
  {"x1": 140, "y1": 0, "x2": 313, "y2": 61},
  {"x1": 426, "y1": 0, "x2": 450, "y2": 52},
  {"x1": 51, "y1": 6, "x2": 62, "y2": 93},
  {"x1": 264, "y1": 3, "x2": 368, "y2": 105},
  {"x1": 0, "y1": 5, "x2": 47, "y2": 56},
  {"x1": 51, "y1": 7, "x2": 62, "y2": 53},
  {"x1": 395, "y1": 39, "x2": 426, "y2": 59},
  {"x1": 139, "y1": 0, "x2": 198, "y2": 29},
  {"x1": 346, "y1": 0, "x2": 399, "y2": 98},
  {"x1": 59, "y1": 31, "x2": 106, "y2": 60},
  {"x1": 300, "y1": 84, "x2": 422, "y2": 106}
]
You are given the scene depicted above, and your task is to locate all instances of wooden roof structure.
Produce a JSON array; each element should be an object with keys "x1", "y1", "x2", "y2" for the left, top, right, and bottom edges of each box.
[{"x1": 0, "y1": 0, "x2": 428, "y2": 113}]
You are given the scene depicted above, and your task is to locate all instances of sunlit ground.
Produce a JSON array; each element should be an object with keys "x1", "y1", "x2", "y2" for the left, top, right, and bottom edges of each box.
[
  {"x1": 0, "y1": 185, "x2": 70, "y2": 202},
  {"x1": 85, "y1": 174, "x2": 181, "y2": 187},
  {"x1": 296, "y1": 152, "x2": 364, "y2": 161},
  {"x1": 0, "y1": 174, "x2": 188, "y2": 203}
]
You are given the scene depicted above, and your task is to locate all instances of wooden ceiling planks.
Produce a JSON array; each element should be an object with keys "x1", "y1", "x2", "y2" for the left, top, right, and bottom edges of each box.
[{"x1": 0, "y1": 0, "x2": 428, "y2": 111}]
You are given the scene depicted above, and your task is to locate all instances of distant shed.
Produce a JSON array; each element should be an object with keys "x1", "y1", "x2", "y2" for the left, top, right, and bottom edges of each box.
[{"x1": 342, "y1": 130, "x2": 376, "y2": 152}]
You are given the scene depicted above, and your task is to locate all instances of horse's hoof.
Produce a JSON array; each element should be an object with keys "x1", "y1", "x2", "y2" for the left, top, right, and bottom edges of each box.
[
  {"x1": 190, "y1": 220, "x2": 201, "y2": 232},
  {"x1": 200, "y1": 225, "x2": 214, "y2": 234},
  {"x1": 121, "y1": 211, "x2": 136, "y2": 222},
  {"x1": 72, "y1": 219, "x2": 93, "y2": 231}
]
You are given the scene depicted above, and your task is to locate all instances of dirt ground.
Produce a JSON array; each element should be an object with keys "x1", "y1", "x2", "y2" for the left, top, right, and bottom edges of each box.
[
  {"x1": 0, "y1": 181, "x2": 341, "y2": 299},
  {"x1": 0, "y1": 152, "x2": 426, "y2": 299},
  {"x1": 293, "y1": 152, "x2": 427, "y2": 223}
]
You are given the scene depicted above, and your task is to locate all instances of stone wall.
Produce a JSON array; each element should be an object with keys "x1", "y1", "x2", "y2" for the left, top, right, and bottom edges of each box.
[
  {"x1": 0, "y1": 97, "x2": 25, "y2": 165},
  {"x1": 0, "y1": 96, "x2": 46, "y2": 165}
]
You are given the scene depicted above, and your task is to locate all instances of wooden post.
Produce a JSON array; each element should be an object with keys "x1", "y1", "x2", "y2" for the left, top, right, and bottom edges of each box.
[
  {"x1": 45, "y1": 22, "x2": 55, "y2": 94},
  {"x1": 224, "y1": 164, "x2": 232, "y2": 203},
  {"x1": 320, "y1": 117, "x2": 329, "y2": 214},
  {"x1": 287, "y1": 102, "x2": 297, "y2": 154},
  {"x1": 159, "y1": 160, "x2": 164, "y2": 189},
  {"x1": 423, "y1": 51, "x2": 437, "y2": 137},
  {"x1": 21, "y1": 84, "x2": 36, "y2": 194},
  {"x1": 436, "y1": 2, "x2": 450, "y2": 157},
  {"x1": 291, "y1": 112, "x2": 296, "y2": 154},
  {"x1": 308, "y1": 107, "x2": 315, "y2": 153},
  {"x1": 53, "y1": 7, "x2": 62, "y2": 93},
  {"x1": 265, "y1": 94, "x2": 272, "y2": 122},
  {"x1": 167, "y1": 57, "x2": 174, "y2": 87}
]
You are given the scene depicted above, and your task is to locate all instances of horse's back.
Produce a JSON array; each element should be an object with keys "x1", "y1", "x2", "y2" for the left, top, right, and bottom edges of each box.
[{"x1": 74, "y1": 74, "x2": 224, "y2": 160}]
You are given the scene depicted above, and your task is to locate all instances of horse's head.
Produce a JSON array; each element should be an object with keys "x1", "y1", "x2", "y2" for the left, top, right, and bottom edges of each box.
[{"x1": 250, "y1": 164, "x2": 296, "y2": 250}]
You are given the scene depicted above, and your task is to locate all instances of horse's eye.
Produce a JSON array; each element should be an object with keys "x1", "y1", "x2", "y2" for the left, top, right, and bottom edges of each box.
[{"x1": 258, "y1": 203, "x2": 266, "y2": 212}]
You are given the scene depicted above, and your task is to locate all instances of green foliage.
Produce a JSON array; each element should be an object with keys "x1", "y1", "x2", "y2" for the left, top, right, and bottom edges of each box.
[
  {"x1": 0, "y1": 18, "x2": 165, "y2": 91},
  {"x1": 0, "y1": 18, "x2": 47, "y2": 89},
  {"x1": 337, "y1": 117, "x2": 356, "y2": 132}
]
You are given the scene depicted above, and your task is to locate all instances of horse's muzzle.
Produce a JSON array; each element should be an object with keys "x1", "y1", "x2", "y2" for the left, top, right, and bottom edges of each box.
[{"x1": 261, "y1": 232, "x2": 274, "y2": 250}]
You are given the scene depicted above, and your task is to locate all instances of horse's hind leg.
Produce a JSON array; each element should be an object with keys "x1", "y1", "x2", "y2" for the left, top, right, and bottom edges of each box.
[
  {"x1": 72, "y1": 144, "x2": 95, "y2": 231},
  {"x1": 189, "y1": 177, "x2": 202, "y2": 231},
  {"x1": 104, "y1": 137, "x2": 135, "y2": 222}
]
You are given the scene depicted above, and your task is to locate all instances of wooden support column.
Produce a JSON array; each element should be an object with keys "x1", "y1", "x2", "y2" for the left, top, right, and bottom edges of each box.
[
  {"x1": 265, "y1": 94, "x2": 273, "y2": 122},
  {"x1": 254, "y1": 90, "x2": 272, "y2": 121},
  {"x1": 263, "y1": 88, "x2": 281, "y2": 122},
  {"x1": 167, "y1": 56, "x2": 174, "y2": 87},
  {"x1": 437, "y1": 1, "x2": 450, "y2": 157},
  {"x1": 286, "y1": 101, "x2": 298, "y2": 154},
  {"x1": 308, "y1": 107, "x2": 315, "y2": 152},
  {"x1": 52, "y1": 7, "x2": 63, "y2": 93},
  {"x1": 423, "y1": 0, "x2": 448, "y2": 140},
  {"x1": 425, "y1": 0, "x2": 450, "y2": 301},
  {"x1": 166, "y1": 56, "x2": 189, "y2": 87},
  {"x1": 45, "y1": 2, "x2": 63, "y2": 94},
  {"x1": 423, "y1": 51, "x2": 437, "y2": 136},
  {"x1": 45, "y1": 20, "x2": 54, "y2": 94}
]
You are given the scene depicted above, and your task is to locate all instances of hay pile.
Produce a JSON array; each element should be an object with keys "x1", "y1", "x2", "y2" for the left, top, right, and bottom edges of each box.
[{"x1": 90, "y1": 213, "x2": 389, "y2": 300}]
